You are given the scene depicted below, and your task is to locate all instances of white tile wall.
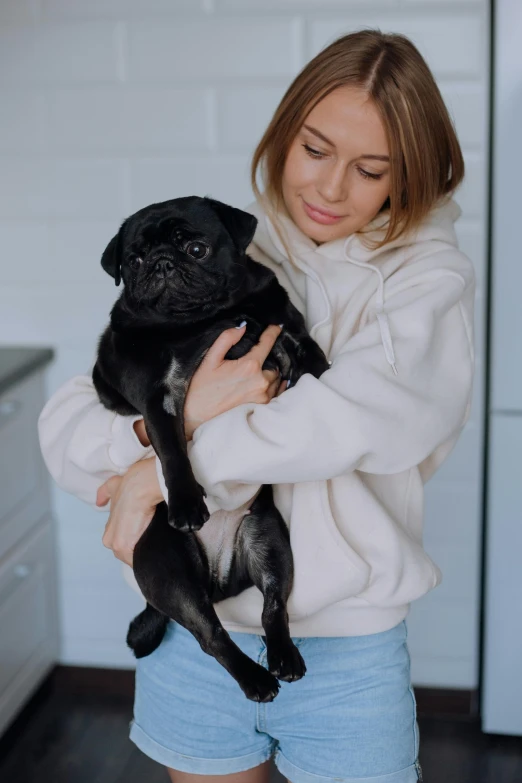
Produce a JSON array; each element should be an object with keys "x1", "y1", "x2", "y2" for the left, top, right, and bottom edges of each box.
[
  {"x1": 47, "y1": 89, "x2": 213, "y2": 154},
  {"x1": 0, "y1": 23, "x2": 121, "y2": 84},
  {"x1": 127, "y1": 19, "x2": 302, "y2": 82},
  {"x1": 309, "y1": 13, "x2": 485, "y2": 78},
  {"x1": 0, "y1": 0, "x2": 489, "y2": 684}
]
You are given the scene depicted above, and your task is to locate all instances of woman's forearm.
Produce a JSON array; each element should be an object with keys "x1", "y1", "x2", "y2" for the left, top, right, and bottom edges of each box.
[
  {"x1": 133, "y1": 418, "x2": 151, "y2": 446},
  {"x1": 38, "y1": 374, "x2": 154, "y2": 507}
]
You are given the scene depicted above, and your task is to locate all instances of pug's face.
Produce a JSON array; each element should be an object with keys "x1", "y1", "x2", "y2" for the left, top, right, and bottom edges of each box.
[{"x1": 101, "y1": 196, "x2": 257, "y2": 320}]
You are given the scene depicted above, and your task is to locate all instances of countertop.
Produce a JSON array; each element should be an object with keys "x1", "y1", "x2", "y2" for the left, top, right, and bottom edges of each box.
[{"x1": 0, "y1": 347, "x2": 54, "y2": 396}]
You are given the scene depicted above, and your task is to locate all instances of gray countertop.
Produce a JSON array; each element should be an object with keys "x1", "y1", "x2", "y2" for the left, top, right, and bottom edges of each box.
[{"x1": 0, "y1": 347, "x2": 54, "y2": 396}]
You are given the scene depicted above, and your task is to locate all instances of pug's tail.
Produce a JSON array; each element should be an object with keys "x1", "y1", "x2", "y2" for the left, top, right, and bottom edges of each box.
[{"x1": 127, "y1": 603, "x2": 169, "y2": 658}]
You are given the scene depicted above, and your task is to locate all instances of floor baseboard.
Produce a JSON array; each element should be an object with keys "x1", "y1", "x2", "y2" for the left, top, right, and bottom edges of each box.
[
  {"x1": 51, "y1": 665, "x2": 479, "y2": 718},
  {"x1": 414, "y1": 686, "x2": 479, "y2": 718}
]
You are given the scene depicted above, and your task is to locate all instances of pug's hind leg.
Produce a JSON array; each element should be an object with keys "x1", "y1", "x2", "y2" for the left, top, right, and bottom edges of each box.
[
  {"x1": 239, "y1": 485, "x2": 306, "y2": 682},
  {"x1": 154, "y1": 581, "x2": 281, "y2": 703}
]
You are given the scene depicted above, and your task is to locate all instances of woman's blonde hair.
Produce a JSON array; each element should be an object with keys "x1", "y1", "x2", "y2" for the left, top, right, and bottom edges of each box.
[{"x1": 251, "y1": 29, "x2": 464, "y2": 249}]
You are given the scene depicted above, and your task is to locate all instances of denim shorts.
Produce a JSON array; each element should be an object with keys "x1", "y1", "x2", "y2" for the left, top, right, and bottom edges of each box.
[{"x1": 129, "y1": 618, "x2": 423, "y2": 782}]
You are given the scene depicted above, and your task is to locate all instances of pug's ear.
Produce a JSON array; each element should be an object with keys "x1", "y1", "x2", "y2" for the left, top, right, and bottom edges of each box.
[
  {"x1": 206, "y1": 198, "x2": 258, "y2": 253},
  {"x1": 101, "y1": 231, "x2": 122, "y2": 286}
]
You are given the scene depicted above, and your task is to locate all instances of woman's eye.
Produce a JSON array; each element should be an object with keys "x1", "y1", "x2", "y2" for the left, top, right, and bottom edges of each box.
[
  {"x1": 185, "y1": 241, "x2": 210, "y2": 260},
  {"x1": 357, "y1": 166, "x2": 383, "y2": 181},
  {"x1": 130, "y1": 257, "x2": 143, "y2": 270},
  {"x1": 302, "y1": 143, "x2": 325, "y2": 159}
]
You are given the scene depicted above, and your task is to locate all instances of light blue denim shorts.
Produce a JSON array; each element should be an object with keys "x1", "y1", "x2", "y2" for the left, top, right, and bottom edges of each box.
[{"x1": 130, "y1": 618, "x2": 423, "y2": 782}]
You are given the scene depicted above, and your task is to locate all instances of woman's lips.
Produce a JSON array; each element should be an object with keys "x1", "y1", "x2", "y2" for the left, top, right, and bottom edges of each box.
[{"x1": 302, "y1": 199, "x2": 344, "y2": 225}]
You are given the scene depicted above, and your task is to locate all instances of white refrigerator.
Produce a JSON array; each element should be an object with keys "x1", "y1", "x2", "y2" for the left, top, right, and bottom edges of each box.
[{"x1": 482, "y1": 0, "x2": 522, "y2": 736}]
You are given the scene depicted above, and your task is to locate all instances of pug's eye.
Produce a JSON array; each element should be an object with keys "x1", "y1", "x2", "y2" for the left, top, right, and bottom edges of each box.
[
  {"x1": 129, "y1": 257, "x2": 143, "y2": 270},
  {"x1": 185, "y1": 241, "x2": 210, "y2": 260}
]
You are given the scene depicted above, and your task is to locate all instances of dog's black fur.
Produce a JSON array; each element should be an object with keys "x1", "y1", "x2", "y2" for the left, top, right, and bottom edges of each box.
[{"x1": 93, "y1": 196, "x2": 330, "y2": 701}]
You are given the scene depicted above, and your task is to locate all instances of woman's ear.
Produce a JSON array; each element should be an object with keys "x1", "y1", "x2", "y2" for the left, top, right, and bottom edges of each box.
[
  {"x1": 101, "y1": 231, "x2": 123, "y2": 286},
  {"x1": 205, "y1": 197, "x2": 258, "y2": 253}
]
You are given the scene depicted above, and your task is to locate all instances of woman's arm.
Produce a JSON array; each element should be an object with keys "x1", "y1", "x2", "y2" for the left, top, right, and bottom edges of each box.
[
  {"x1": 38, "y1": 373, "x2": 155, "y2": 508},
  {"x1": 37, "y1": 324, "x2": 283, "y2": 509},
  {"x1": 185, "y1": 250, "x2": 476, "y2": 510}
]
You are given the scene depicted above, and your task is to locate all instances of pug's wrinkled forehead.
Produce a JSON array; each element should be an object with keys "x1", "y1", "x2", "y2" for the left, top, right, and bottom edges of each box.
[
  {"x1": 126, "y1": 196, "x2": 255, "y2": 251},
  {"x1": 127, "y1": 202, "x2": 217, "y2": 248},
  {"x1": 101, "y1": 196, "x2": 258, "y2": 286}
]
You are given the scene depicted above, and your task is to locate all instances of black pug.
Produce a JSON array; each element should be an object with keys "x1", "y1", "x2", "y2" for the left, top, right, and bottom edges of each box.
[{"x1": 93, "y1": 196, "x2": 330, "y2": 702}]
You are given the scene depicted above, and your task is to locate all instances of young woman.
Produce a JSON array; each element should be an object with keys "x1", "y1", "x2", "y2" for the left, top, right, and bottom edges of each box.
[{"x1": 39, "y1": 30, "x2": 475, "y2": 783}]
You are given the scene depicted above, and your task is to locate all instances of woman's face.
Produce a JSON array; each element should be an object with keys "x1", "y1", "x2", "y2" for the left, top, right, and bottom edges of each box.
[{"x1": 281, "y1": 85, "x2": 391, "y2": 243}]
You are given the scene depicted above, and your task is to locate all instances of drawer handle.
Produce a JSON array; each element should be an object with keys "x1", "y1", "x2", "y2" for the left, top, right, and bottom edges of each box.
[
  {"x1": 0, "y1": 399, "x2": 21, "y2": 425},
  {"x1": 0, "y1": 563, "x2": 34, "y2": 608}
]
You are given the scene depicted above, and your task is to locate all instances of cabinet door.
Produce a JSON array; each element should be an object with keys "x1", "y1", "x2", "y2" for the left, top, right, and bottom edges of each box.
[
  {"x1": 0, "y1": 521, "x2": 59, "y2": 737},
  {"x1": 482, "y1": 414, "x2": 522, "y2": 735},
  {"x1": 0, "y1": 371, "x2": 51, "y2": 560}
]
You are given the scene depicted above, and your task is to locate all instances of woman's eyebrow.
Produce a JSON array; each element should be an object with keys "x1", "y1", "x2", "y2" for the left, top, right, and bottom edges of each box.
[
  {"x1": 303, "y1": 124, "x2": 334, "y2": 146},
  {"x1": 302, "y1": 124, "x2": 389, "y2": 162},
  {"x1": 360, "y1": 154, "x2": 390, "y2": 162}
]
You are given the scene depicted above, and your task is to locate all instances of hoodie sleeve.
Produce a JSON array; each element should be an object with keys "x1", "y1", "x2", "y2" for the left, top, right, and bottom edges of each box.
[
  {"x1": 37, "y1": 375, "x2": 248, "y2": 515},
  {"x1": 38, "y1": 374, "x2": 155, "y2": 508},
  {"x1": 186, "y1": 249, "x2": 475, "y2": 511}
]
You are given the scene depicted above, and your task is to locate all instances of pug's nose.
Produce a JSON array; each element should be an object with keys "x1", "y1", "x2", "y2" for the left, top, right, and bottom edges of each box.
[{"x1": 154, "y1": 257, "x2": 174, "y2": 276}]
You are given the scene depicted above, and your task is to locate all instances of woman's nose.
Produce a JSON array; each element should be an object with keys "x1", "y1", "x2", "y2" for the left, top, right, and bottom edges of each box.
[{"x1": 317, "y1": 163, "x2": 348, "y2": 202}]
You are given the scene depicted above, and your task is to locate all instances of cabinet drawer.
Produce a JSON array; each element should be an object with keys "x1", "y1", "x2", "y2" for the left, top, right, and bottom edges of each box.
[
  {"x1": 0, "y1": 372, "x2": 51, "y2": 560},
  {"x1": 0, "y1": 375, "x2": 42, "y2": 521},
  {"x1": 0, "y1": 521, "x2": 59, "y2": 735}
]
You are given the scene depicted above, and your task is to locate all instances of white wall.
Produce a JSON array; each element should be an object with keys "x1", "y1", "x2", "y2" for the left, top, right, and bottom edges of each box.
[{"x1": 0, "y1": 0, "x2": 489, "y2": 685}]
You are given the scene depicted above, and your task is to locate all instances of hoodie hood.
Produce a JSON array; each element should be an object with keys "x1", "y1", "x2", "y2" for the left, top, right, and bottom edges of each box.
[
  {"x1": 246, "y1": 195, "x2": 463, "y2": 375},
  {"x1": 247, "y1": 195, "x2": 462, "y2": 266}
]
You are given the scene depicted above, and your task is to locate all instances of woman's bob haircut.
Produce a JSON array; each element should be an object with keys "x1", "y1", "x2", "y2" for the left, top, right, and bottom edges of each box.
[{"x1": 251, "y1": 29, "x2": 464, "y2": 249}]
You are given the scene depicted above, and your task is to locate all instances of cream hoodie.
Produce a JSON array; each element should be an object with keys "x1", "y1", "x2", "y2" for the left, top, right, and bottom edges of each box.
[{"x1": 38, "y1": 196, "x2": 475, "y2": 637}]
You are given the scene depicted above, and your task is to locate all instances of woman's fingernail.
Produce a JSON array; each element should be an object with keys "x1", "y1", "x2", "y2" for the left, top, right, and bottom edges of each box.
[
  {"x1": 287, "y1": 379, "x2": 292, "y2": 388},
  {"x1": 235, "y1": 320, "x2": 247, "y2": 329},
  {"x1": 278, "y1": 323, "x2": 284, "y2": 329}
]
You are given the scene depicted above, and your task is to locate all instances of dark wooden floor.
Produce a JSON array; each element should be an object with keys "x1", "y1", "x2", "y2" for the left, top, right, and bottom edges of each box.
[{"x1": 1, "y1": 670, "x2": 521, "y2": 783}]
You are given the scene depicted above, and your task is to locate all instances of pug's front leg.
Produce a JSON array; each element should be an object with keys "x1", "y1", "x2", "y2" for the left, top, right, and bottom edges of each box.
[
  {"x1": 278, "y1": 304, "x2": 331, "y2": 382},
  {"x1": 143, "y1": 396, "x2": 209, "y2": 533},
  {"x1": 291, "y1": 333, "x2": 331, "y2": 380}
]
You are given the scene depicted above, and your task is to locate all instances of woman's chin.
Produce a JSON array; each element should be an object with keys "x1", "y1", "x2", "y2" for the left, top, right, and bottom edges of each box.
[{"x1": 300, "y1": 216, "x2": 349, "y2": 244}]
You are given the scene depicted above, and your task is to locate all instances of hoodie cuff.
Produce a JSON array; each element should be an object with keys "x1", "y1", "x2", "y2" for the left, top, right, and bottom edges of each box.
[
  {"x1": 108, "y1": 415, "x2": 155, "y2": 472},
  {"x1": 155, "y1": 451, "x2": 222, "y2": 515}
]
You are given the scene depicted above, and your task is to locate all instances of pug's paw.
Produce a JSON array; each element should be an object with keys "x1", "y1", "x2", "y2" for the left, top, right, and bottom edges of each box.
[
  {"x1": 167, "y1": 484, "x2": 210, "y2": 532},
  {"x1": 267, "y1": 639, "x2": 306, "y2": 682}
]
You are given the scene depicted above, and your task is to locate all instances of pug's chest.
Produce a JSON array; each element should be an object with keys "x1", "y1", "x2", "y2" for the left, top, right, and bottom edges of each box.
[
  {"x1": 110, "y1": 332, "x2": 204, "y2": 415},
  {"x1": 160, "y1": 353, "x2": 194, "y2": 416},
  {"x1": 112, "y1": 308, "x2": 278, "y2": 416}
]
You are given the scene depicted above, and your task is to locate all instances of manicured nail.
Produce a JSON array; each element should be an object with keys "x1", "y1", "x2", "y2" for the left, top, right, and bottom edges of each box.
[
  {"x1": 278, "y1": 323, "x2": 284, "y2": 329},
  {"x1": 287, "y1": 379, "x2": 292, "y2": 388},
  {"x1": 235, "y1": 320, "x2": 247, "y2": 329}
]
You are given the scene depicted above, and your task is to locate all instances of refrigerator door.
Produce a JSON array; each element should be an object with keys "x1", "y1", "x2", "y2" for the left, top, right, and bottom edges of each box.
[
  {"x1": 482, "y1": 0, "x2": 522, "y2": 735},
  {"x1": 482, "y1": 414, "x2": 522, "y2": 734},
  {"x1": 489, "y1": 0, "x2": 522, "y2": 412},
  {"x1": 483, "y1": 0, "x2": 522, "y2": 735}
]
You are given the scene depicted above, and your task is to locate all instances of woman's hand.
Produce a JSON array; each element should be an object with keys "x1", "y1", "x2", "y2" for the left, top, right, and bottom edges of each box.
[
  {"x1": 133, "y1": 323, "x2": 288, "y2": 446},
  {"x1": 96, "y1": 457, "x2": 163, "y2": 567},
  {"x1": 184, "y1": 323, "x2": 287, "y2": 440}
]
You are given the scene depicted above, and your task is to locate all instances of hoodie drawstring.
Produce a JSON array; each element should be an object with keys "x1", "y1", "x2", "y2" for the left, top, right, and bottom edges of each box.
[{"x1": 343, "y1": 238, "x2": 398, "y2": 376}]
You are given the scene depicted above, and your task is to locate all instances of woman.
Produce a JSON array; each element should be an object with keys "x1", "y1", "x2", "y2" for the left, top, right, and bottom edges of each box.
[{"x1": 39, "y1": 30, "x2": 475, "y2": 783}]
